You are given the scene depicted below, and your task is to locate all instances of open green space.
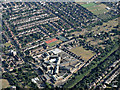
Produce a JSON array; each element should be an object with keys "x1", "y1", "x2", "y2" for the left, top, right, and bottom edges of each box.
[
  {"x1": 81, "y1": 3, "x2": 108, "y2": 15},
  {"x1": 70, "y1": 46, "x2": 95, "y2": 61},
  {"x1": 91, "y1": 18, "x2": 118, "y2": 34},
  {"x1": 57, "y1": 35, "x2": 68, "y2": 41},
  {"x1": 81, "y1": 3, "x2": 96, "y2": 8},
  {"x1": 4, "y1": 42, "x2": 12, "y2": 47}
]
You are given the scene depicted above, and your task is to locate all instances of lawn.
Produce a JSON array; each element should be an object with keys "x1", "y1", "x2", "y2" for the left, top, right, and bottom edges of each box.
[
  {"x1": 81, "y1": 2, "x2": 96, "y2": 8},
  {"x1": 81, "y1": 3, "x2": 108, "y2": 15},
  {"x1": 4, "y1": 42, "x2": 12, "y2": 47},
  {"x1": 57, "y1": 36, "x2": 68, "y2": 41},
  {"x1": 70, "y1": 46, "x2": 95, "y2": 61},
  {"x1": 0, "y1": 79, "x2": 10, "y2": 89},
  {"x1": 76, "y1": 2, "x2": 86, "y2": 5}
]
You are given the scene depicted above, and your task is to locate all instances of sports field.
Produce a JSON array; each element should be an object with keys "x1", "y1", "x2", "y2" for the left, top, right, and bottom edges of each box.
[
  {"x1": 81, "y1": 3, "x2": 108, "y2": 15},
  {"x1": 45, "y1": 38, "x2": 62, "y2": 47},
  {"x1": 81, "y1": 2, "x2": 96, "y2": 8},
  {"x1": 57, "y1": 36, "x2": 68, "y2": 41},
  {"x1": 47, "y1": 40, "x2": 62, "y2": 47},
  {"x1": 45, "y1": 38, "x2": 58, "y2": 44},
  {"x1": 70, "y1": 46, "x2": 95, "y2": 61}
]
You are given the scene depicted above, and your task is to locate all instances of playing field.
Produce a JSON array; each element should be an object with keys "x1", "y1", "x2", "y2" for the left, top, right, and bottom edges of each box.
[
  {"x1": 81, "y1": 3, "x2": 108, "y2": 15},
  {"x1": 57, "y1": 36, "x2": 68, "y2": 41},
  {"x1": 48, "y1": 40, "x2": 62, "y2": 47},
  {"x1": 81, "y1": 2, "x2": 96, "y2": 8},
  {"x1": 0, "y1": 79, "x2": 10, "y2": 89},
  {"x1": 70, "y1": 46, "x2": 95, "y2": 61},
  {"x1": 45, "y1": 38, "x2": 58, "y2": 44}
]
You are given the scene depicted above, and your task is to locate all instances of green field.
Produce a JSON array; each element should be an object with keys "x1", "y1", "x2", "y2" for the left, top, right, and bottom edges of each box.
[
  {"x1": 81, "y1": 3, "x2": 108, "y2": 15},
  {"x1": 4, "y1": 42, "x2": 12, "y2": 47},
  {"x1": 81, "y1": 2, "x2": 96, "y2": 8},
  {"x1": 48, "y1": 40, "x2": 62, "y2": 47},
  {"x1": 70, "y1": 46, "x2": 95, "y2": 61},
  {"x1": 91, "y1": 18, "x2": 118, "y2": 34},
  {"x1": 57, "y1": 36, "x2": 67, "y2": 41}
]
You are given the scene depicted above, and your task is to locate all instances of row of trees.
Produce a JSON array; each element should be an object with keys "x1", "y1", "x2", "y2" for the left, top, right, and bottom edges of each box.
[
  {"x1": 63, "y1": 42, "x2": 119, "y2": 88},
  {"x1": 75, "y1": 49, "x2": 120, "y2": 88}
]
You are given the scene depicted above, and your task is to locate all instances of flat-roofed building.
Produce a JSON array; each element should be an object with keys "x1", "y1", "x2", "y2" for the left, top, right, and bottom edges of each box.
[
  {"x1": 60, "y1": 62, "x2": 70, "y2": 66},
  {"x1": 52, "y1": 48, "x2": 62, "y2": 54}
]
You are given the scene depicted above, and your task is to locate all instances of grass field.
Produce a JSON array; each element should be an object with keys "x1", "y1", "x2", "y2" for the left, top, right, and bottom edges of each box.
[
  {"x1": 81, "y1": 2, "x2": 96, "y2": 8},
  {"x1": 83, "y1": 18, "x2": 118, "y2": 35},
  {"x1": 70, "y1": 31, "x2": 82, "y2": 36},
  {"x1": 76, "y1": 2, "x2": 86, "y2": 5},
  {"x1": 70, "y1": 46, "x2": 95, "y2": 61},
  {"x1": 69, "y1": 18, "x2": 118, "y2": 50},
  {"x1": 57, "y1": 36, "x2": 68, "y2": 41},
  {"x1": 4, "y1": 42, "x2": 12, "y2": 47},
  {"x1": 92, "y1": 18, "x2": 118, "y2": 34},
  {"x1": 48, "y1": 40, "x2": 62, "y2": 47},
  {"x1": 98, "y1": 13, "x2": 112, "y2": 20},
  {"x1": 81, "y1": 3, "x2": 108, "y2": 15},
  {"x1": 89, "y1": 18, "x2": 118, "y2": 49},
  {"x1": 0, "y1": 79, "x2": 10, "y2": 89}
]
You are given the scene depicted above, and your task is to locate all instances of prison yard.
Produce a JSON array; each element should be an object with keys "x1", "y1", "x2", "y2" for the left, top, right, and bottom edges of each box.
[
  {"x1": 1, "y1": 2, "x2": 120, "y2": 89},
  {"x1": 69, "y1": 46, "x2": 95, "y2": 61}
]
